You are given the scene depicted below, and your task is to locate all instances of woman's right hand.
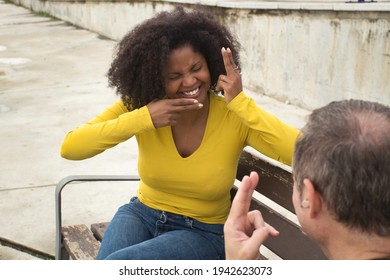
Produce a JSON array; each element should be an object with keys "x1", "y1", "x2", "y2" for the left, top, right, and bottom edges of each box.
[{"x1": 146, "y1": 98, "x2": 203, "y2": 128}]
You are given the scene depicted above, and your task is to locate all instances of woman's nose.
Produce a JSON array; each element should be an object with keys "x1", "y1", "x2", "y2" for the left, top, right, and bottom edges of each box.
[{"x1": 182, "y1": 74, "x2": 196, "y2": 87}]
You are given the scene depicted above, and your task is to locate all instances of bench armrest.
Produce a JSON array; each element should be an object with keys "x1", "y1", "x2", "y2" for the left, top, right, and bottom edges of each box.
[{"x1": 55, "y1": 175, "x2": 140, "y2": 260}]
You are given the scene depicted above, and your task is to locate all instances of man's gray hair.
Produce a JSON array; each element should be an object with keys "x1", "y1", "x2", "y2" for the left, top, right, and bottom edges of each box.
[{"x1": 293, "y1": 99, "x2": 390, "y2": 236}]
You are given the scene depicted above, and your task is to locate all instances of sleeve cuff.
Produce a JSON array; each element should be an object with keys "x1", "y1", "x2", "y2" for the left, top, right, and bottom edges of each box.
[
  {"x1": 226, "y1": 91, "x2": 247, "y2": 111},
  {"x1": 138, "y1": 106, "x2": 155, "y2": 130}
]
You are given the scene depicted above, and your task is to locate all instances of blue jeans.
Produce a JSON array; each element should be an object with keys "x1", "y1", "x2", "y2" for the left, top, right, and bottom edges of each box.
[{"x1": 96, "y1": 197, "x2": 225, "y2": 260}]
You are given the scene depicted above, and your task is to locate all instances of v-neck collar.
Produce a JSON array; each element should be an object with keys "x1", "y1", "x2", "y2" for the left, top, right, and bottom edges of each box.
[{"x1": 169, "y1": 94, "x2": 212, "y2": 160}]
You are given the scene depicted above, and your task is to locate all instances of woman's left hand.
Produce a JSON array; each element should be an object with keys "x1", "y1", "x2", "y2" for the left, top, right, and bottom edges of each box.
[{"x1": 216, "y1": 47, "x2": 243, "y2": 104}]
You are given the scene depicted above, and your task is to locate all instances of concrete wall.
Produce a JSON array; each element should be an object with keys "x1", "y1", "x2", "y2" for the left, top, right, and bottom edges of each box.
[{"x1": 11, "y1": 0, "x2": 390, "y2": 109}]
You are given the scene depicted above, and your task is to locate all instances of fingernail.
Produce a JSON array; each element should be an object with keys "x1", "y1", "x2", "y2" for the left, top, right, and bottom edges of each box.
[
  {"x1": 198, "y1": 103, "x2": 203, "y2": 108},
  {"x1": 227, "y1": 48, "x2": 231, "y2": 53},
  {"x1": 193, "y1": 99, "x2": 199, "y2": 103}
]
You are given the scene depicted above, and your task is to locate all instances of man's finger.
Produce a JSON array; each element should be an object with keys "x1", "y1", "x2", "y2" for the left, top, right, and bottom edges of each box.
[
  {"x1": 247, "y1": 225, "x2": 277, "y2": 249},
  {"x1": 247, "y1": 210, "x2": 265, "y2": 230},
  {"x1": 230, "y1": 172, "x2": 259, "y2": 219}
]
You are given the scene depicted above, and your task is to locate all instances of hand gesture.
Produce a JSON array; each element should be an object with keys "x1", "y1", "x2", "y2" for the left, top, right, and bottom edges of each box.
[
  {"x1": 146, "y1": 98, "x2": 203, "y2": 128},
  {"x1": 216, "y1": 47, "x2": 243, "y2": 104},
  {"x1": 224, "y1": 171, "x2": 279, "y2": 260}
]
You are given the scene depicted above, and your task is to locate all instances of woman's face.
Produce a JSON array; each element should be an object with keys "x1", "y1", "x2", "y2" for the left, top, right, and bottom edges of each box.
[{"x1": 164, "y1": 45, "x2": 211, "y2": 106}]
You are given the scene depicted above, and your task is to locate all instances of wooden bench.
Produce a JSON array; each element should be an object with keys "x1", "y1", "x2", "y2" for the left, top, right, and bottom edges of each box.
[{"x1": 55, "y1": 148, "x2": 326, "y2": 260}]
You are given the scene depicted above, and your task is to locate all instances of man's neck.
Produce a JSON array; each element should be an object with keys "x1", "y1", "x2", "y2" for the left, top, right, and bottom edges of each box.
[{"x1": 321, "y1": 225, "x2": 390, "y2": 259}]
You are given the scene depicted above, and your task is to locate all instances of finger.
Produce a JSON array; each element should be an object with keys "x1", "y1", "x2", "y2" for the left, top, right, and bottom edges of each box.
[
  {"x1": 219, "y1": 74, "x2": 229, "y2": 84},
  {"x1": 248, "y1": 171, "x2": 259, "y2": 189},
  {"x1": 226, "y1": 48, "x2": 240, "y2": 74},
  {"x1": 215, "y1": 74, "x2": 226, "y2": 91},
  {"x1": 168, "y1": 98, "x2": 203, "y2": 111},
  {"x1": 227, "y1": 48, "x2": 238, "y2": 70},
  {"x1": 264, "y1": 222, "x2": 280, "y2": 237},
  {"x1": 247, "y1": 210, "x2": 265, "y2": 230},
  {"x1": 169, "y1": 98, "x2": 199, "y2": 106},
  {"x1": 229, "y1": 172, "x2": 259, "y2": 219},
  {"x1": 246, "y1": 219, "x2": 279, "y2": 245},
  {"x1": 221, "y1": 47, "x2": 236, "y2": 77},
  {"x1": 152, "y1": 97, "x2": 198, "y2": 106},
  {"x1": 173, "y1": 103, "x2": 203, "y2": 112},
  {"x1": 247, "y1": 211, "x2": 278, "y2": 237},
  {"x1": 218, "y1": 74, "x2": 234, "y2": 87},
  {"x1": 246, "y1": 225, "x2": 278, "y2": 250},
  {"x1": 229, "y1": 176, "x2": 252, "y2": 219}
]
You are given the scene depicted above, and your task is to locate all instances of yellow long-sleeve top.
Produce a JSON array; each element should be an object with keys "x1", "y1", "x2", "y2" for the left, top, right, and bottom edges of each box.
[{"x1": 61, "y1": 92, "x2": 299, "y2": 224}]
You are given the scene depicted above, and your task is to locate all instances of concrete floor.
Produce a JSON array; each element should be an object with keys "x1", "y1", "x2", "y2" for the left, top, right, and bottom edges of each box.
[{"x1": 0, "y1": 1, "x2": 309, "y2": 259}]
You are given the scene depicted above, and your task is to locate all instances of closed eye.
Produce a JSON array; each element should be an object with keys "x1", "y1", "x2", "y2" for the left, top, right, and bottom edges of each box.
[
  {"x1": 167, "y1": 61, "x2": 203, "y2": 80},
  {"x1": 168, "y1": 74, "x2": 181, "y2": 80},
  {"x1": 191, "y1": 62, "x2": 202, "y2": 72}
]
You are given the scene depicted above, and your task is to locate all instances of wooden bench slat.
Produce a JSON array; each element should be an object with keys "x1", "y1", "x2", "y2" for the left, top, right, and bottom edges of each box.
[
  {"x1": 237, "y1": 150, "x2": 295, "y2": 213},
  {"x1": 91, "y1": 222, "x2": 108, "y2": 242},
  {"x1": 62, "y1": 224, "x2": 100, "y2": 260}
]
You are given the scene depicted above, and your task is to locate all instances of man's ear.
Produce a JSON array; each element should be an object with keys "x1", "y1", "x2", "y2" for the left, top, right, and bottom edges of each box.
[{"x1": 302, "y1": 179, "x2": 322, "y2": 219}]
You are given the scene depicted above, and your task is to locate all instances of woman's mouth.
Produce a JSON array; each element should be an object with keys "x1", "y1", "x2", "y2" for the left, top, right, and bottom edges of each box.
[{"x1": 180, "y1": 87, "x2": 200, "y2": 97}]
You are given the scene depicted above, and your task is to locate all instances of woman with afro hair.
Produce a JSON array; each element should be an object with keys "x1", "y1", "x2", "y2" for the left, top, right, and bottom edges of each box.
[{"x1": 61, "y1": 6, "x2": 299, "y2": 260}]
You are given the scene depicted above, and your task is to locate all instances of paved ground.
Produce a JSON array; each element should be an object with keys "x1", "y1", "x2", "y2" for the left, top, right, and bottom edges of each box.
[{"x1": 0, "y1": 1, "x2": 309, "y2": 259}]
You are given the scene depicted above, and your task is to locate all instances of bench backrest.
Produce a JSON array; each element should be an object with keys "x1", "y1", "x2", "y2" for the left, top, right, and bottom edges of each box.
[{"x1": 233, "y1": 149, "x2": 327, "y2": 260}]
